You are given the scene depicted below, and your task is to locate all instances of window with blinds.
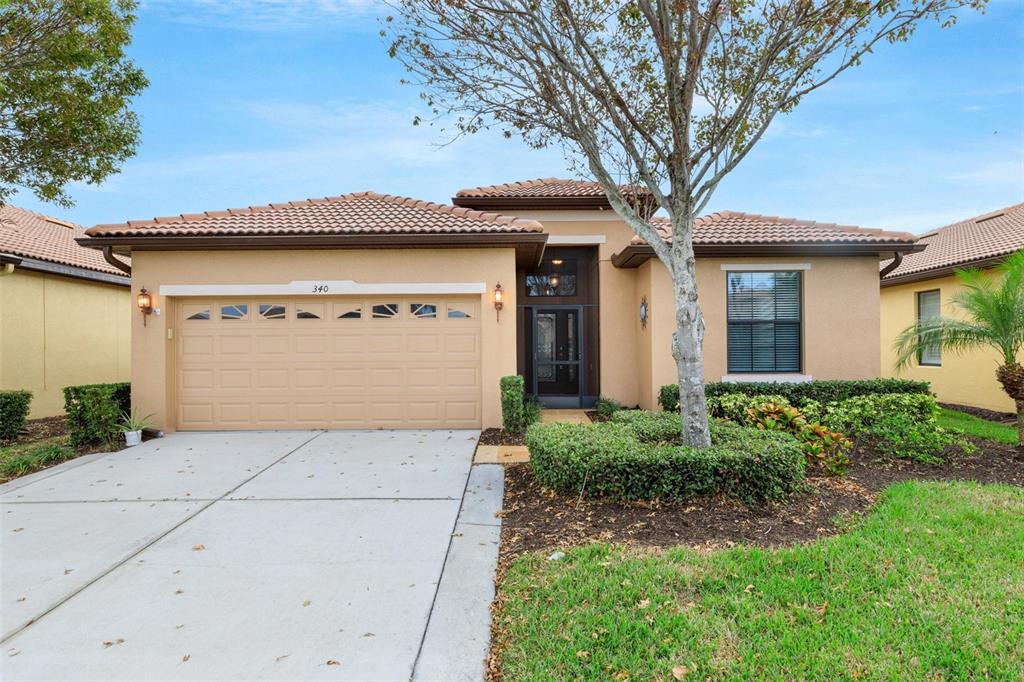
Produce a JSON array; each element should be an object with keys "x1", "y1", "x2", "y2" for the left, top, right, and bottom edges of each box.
[
  {"x1": 726, "y1": 271, "x2": 802, "y2": 373},
  {"x1": 917, "y1": 290, "x2": 941, "y2": 366}
]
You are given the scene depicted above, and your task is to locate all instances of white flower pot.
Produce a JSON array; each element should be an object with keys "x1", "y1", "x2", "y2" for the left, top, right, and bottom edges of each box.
[{"x1": 125, "y1": 430, "x2": 142, "y2": 447}]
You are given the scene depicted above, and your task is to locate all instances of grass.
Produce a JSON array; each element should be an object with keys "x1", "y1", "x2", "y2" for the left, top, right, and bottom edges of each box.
[
  {"x1": 0, "y1": 438, "x2": 74, "y2": 481},
  {"x1": 938, "y1": 408, "x2": 1018, "y2": 445},
  {"x1": 494, "y1": 481, "x2": 1024, "y2": 680}
]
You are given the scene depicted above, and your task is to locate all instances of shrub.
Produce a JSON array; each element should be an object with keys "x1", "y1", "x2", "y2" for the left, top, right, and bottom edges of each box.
[
  {"x1": 0, "y1": 443, "x2": 73, "y2": 479},
  {"x1": 746, "y1": 402, "x2": 851, "y2": 475},
  {"x1": 63, "y1": 382, "x2": 131, "y2": 447},
  {"x1": 609, "y1": 409, "x2": 683, "y2": 443},
  {"x1": 526, "y1": 417, "x2": 805, "y2": 503},
  {"x1": 658, "y1": 379, "x2": 932, "y2": 412},
  {"x1": 594, "y1": 397, "x2": 626, "y2": 420},
  {"x1": 0, "y1": 390, "x2": 32, "y2": 443},
  {"x1": 823, "y1": 393, "x2": 967, "y2": 462},
  {"x1": 708, "y1": 393, "x2": 790, "y2": 422},
  {"x1": 500, "y1": 375, "x2": 540, "y2": 435}
]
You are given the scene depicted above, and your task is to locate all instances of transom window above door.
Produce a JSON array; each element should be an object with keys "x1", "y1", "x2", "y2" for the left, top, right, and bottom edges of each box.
[{"x1": 526, "y1": 258, "x2": 578, "y2": 297}]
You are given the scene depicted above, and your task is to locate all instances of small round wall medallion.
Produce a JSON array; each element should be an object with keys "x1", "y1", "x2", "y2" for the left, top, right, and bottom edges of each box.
[{"x1": 639, "y1": 296, "x2": 649, "y2": 329}]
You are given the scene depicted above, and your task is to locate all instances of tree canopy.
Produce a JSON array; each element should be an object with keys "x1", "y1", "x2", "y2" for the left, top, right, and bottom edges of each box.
[{"x1": 0, "y1": 0, "x2": 147, "y2": 206}]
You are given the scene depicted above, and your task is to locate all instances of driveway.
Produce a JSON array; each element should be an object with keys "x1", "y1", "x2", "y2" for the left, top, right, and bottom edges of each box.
[{"x1": 1, "y1": 430, "x2": 503, "y2": 681}]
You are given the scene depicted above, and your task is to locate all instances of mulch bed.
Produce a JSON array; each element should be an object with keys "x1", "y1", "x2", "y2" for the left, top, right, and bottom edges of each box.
[
  {"x1": 478, "y1": 428, "x2": 526, "y2": 446},
  {"x1": 496, "y1": 437, "x2": 1023, "y2": 561},
  {"x1": 17, "y1": 416, "x2": 68, "y2": 442},
  {"x1": 941, "y1": 402, "x2": 1016, "y2": 424}
]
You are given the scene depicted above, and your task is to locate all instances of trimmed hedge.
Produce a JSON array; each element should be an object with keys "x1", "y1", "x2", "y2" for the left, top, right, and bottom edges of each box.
[
  {"x1": 0, "y1": 390, "x2": 32, "y2": 443},
  {"x1": 500, "y1": 375, "x2": 540, "y2": 434},
  {"x1": 63, "y1": 383, "x2": 131, "y2": 447},
  {"x1": 527, "y1": 416, "x2": 805, "y2": 503},
  {"x1": 658, "y1": 379, "x2": 932, "y2": 412}
]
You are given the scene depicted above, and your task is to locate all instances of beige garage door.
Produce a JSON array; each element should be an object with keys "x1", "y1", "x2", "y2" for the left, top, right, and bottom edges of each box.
[{"x1": 175, "y1": 297, "x2": 481, "y2": 430}]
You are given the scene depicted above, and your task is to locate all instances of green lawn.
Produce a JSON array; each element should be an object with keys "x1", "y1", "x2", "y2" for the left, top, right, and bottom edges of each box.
[
  {"x1": 937, "y1": 408, "x2": 1018, "y2": 445},
  {"x1": 494, "y1": 481, "x2": 1024, "y2": 680},
  {"x1": 0, "y1": 438, "x2": 73, "y2": 481}
]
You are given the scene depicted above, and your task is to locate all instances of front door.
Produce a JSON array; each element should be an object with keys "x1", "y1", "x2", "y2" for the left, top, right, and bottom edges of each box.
[{"x1": 531, "y1": 306, "x2": 583, "y2": 407}]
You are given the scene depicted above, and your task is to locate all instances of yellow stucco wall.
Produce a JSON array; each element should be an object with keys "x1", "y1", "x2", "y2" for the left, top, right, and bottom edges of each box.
[
  {"x1": 129, "y1": 248, "x2": 517, "y2": 432},
  {"x1": 880, "y1": 270, "x2": 1015, "y2": 412},
  {"x1": 0, "y1": 269, "x2": 130, "y2": 418},
  {"x1": 633, "y1": 256, "x2": 883, "y2": 410}
]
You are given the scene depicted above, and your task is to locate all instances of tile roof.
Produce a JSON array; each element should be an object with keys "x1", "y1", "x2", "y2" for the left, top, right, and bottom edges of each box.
[
  {"x1": 636, "y1": 211, "x2": 919, "y2": 245},
  {"x1": 0, "y1": 204, "x2": 128, "y2": 277},
  {"x1": 881, "y1": 203, "x2": 1024, "y2": 281},
  {"x1": 85, "y1": 191, "x2": 544, "y2": 238},
  {"x1": 455, "y1": 177, "x2": 646, "y2": 199}
]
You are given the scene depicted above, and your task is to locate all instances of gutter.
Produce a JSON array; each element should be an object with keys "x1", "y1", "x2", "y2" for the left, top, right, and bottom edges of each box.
[
  {"x1": 610, "y1": 241, "x2": 927, "y2": 268},
  {"x1": 79, "y1": 231, "x2": 550, "y2": 269},
  {"x1": 0, "y1": 253, "x2": 22, "y2": 277},
  {"x1": 880, "y1": 253, "x2": 1013, "y2": 288},
  {"x1": 1, "y1": 253, "x2": 129, "y2": 286},
  {"x1": 878, "y1": 251, "x2": 903, "y2": 279},
  {"x1": 102, "y1": 246, "x2": 132, "y2": 276}
]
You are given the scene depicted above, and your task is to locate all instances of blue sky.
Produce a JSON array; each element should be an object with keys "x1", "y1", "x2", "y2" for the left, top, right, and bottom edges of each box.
[{"x1": 13, "y1": 0, "x2": 1024, "y2": 234}]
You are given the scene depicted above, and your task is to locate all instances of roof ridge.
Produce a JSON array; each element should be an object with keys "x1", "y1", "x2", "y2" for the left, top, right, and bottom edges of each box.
[{"x1": 454, "y1": 177, "x2": 573, "y2": 198}]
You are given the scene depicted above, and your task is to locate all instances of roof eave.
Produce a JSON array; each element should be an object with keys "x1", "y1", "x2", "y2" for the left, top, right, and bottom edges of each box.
[
  {"x1": 880, "y1": 253, "x2": 1012, "y2": 288},
  {"x1": 4, "y1": 254, "x2": 129, "y2": 286},
  {"x1": 611, "y1": 242, "x2": 925, "y2": 268},
  {"x1": 77, "y1": 231, "x2": 550, "y2": 268},
  {"x1": 452, "y1": 195, "x2": 616, "y2": 211}
]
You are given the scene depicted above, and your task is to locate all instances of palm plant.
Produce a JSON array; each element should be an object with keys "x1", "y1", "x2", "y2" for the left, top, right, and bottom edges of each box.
[{"x1": 894, "y1": 250, "x2": 1024, "y2": 445}]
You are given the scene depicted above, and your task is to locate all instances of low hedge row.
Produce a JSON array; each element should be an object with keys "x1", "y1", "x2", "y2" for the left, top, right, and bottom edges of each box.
[
  {"x1": 527, "y1": 415, "x2": 805, "y2": 503},
  {"x1": 658, "y1": 378, "x2": 932, "y2": 412},
  {"x1": 63, "y1": 383, "x2": 131, "y2": 447},
  {"x1": 0, "y1": 390, "x2": 33, "y2": 443}
]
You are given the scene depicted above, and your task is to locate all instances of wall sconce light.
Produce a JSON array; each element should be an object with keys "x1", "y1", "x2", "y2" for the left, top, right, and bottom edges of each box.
[
  {"x1": 549, "y1": 273, "x2": 560, "y2": 290},
  {"x1": 493, "y1": 282, "x2": 504, "y2": 321},
  {"x1": 137, "y1": 287, "x2": 153, "y2": 326}
]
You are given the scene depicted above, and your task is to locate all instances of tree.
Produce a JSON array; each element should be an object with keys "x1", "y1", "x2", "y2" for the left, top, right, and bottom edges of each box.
[
  {"x1": 894, "y1": 250, "x2": 1024, "y2": 445},
  {"x1": 0, "y1": 0, "x2": 147, "y2": 207},
  {"x1": 386, "y1": 0, "x2": 985, "y2": 446}
]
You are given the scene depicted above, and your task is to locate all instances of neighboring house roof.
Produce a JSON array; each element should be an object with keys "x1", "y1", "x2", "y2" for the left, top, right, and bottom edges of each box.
[
  {"x1": 880, "y1": 203, "x2": 1024, "y2": 286},
  {"x1": 611, "y1": 211, "x2": 922, "y2": 267},
  {"x1": 0, "y1": 204, "x2": 129, "y2": 284},
  {"x1": 453, "y1": 177, "x2": 649, "y2": 210},
  {"x1": 80, "y1": 191, "x2": 548, "y2": 267}
]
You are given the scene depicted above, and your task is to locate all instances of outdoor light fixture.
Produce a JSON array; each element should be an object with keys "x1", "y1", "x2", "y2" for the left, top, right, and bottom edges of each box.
[
  {"x1": 493, "y1": 282, "x2": 504, "y2": 321},
  {"x1": 551, "y1": 259, "x2": 563, "y2": 265},
  {"x1": 549, "y1": 273, "x2": 560, "y2": 290},
  {"x1": 137, "y1": 287, "x2": 153, "y2": 326}
]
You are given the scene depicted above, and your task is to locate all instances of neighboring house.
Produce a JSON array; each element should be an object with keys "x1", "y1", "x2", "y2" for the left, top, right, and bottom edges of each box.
[
  {"x1": 880, "y1": 203, "x2": 1024, "y2": 413},
  {"x1": 0, "y1": 205, "x2": 131, "y2": 418},
  {"x1": 78, "y1": 179, "x2": 920, "y2": 432}
]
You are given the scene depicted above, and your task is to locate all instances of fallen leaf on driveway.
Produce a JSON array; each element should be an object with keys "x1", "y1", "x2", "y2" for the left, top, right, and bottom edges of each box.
[
  {"x1": 326, "y1": 659, "x2": 340, "y2": 666},
  {"x1": 102, "y1": 639, "x2": 125, "y2": 649},
  {"x1": 275, "y1": 654, "x2": 290, "y2": 663},
  {"x1": 192, "y1": 544, "x2": 205, "y2": 551},
  {"x1": 302, "y1": 600, "x2": 311, "y2": 607},
  {"x1": 182, "y1": 654, "x2": 190, "y2": 663},
  {"x1": 175, "y1": 588, "x2": 184, "y2": 595}
]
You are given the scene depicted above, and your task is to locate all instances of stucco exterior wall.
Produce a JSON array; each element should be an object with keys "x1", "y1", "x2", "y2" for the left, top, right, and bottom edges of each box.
[
  {"x1": 129, "y1": 248, "x2": 517, "y2": 432},
  {"x1": 634, "y1": 256, "x2": 883, "y2": 409},
  {"x1": 0, "y1": 269, "x2": 130, "y2": 418},
  {"x1": 880, "y1": 270, "x2": 1014, "y2": 413}
]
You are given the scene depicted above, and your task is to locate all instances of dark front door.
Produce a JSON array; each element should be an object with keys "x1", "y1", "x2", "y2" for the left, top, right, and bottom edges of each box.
[{"x1": 532, "y1": 306, "x2": 583, "y2": 407}]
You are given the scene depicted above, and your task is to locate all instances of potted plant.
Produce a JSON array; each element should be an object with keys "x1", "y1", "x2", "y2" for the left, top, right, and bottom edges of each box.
[{"x1": 119, "y1": 409, "x2": 154, "y2": 447}]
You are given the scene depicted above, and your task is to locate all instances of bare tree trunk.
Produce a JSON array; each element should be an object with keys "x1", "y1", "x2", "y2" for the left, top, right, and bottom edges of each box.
[
  {"x1": 669, "y1": 215, "x2": 712, "y2": 448},
  {"x1": 1016, "y1": 399, "x2": 1024, "y2": 447}
]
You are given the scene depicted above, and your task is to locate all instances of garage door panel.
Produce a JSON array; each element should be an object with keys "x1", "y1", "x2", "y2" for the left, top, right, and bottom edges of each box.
[{"x1": 176, "y1": 296, "x2": 481, "y2": 430}]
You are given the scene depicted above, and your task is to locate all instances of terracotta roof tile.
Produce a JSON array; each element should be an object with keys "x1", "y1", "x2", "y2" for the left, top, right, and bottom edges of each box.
[
  {"x1": 881, "y1": 203, "x2": 1024, "y2": 280},
  {"x1": 634, "y1": 211, "x2": 918, "y2": 245},
  {"x1": 0, "y1": 205, "x2": 128, "y2": 277},
  {"x1": 85, "y1": 191, "x2": 544, "y2": 238},
  {"x1": 455, "y1": 177, "x2": 646, "y2": 199}
]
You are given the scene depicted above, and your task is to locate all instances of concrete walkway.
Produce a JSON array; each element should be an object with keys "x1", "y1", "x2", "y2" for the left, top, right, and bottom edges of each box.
[{"x1": 1, "y1": 429, "x2": 502, "y2": 681}]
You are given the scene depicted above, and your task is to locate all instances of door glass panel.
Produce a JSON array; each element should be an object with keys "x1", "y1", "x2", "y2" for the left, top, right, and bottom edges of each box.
[{"x1": 533, "y1": 308, "x2": 581, "y2": 396}]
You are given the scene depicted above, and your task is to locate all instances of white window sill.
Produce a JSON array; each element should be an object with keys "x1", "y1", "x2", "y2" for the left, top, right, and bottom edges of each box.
[{"x1": 721, "y1": 374, "x2": 813, "y2": 383}]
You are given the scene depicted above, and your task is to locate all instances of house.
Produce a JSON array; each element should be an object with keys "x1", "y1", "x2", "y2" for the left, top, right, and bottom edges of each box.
[
  {"x1": 0, "y1": 205, "x2": 131, "y2": 418},
  {"x1": 880, "y1": 203, "x2": 1024, "y2": 413},
  {"x1": 77, "y1": 179, "x2": 921, "y2": 432}
]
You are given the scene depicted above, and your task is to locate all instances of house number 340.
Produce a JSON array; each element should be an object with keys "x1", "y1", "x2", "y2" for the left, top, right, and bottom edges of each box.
[{"x1": 312, "y1": 284, "x2": 329, "y2": 293}]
